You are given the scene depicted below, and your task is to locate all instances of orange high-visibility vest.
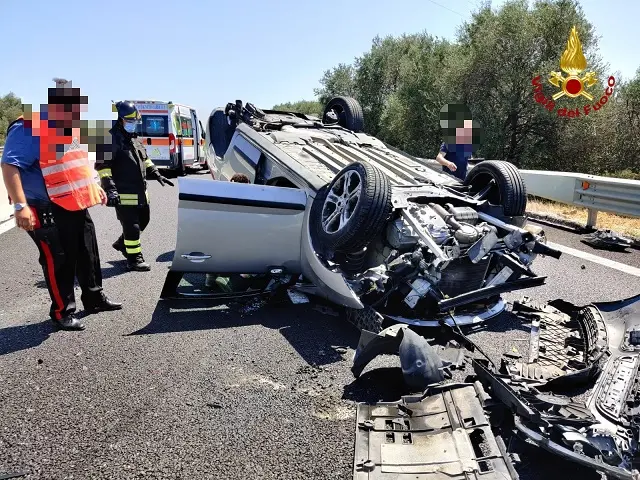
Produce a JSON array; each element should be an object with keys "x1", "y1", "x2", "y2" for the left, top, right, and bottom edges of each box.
[{"x1": 21, "y1": 113, "x2": 102, "y2": 211}]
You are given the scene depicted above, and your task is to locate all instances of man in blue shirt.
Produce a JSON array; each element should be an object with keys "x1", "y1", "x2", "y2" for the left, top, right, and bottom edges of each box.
[
  {"x1": 1, "y1": 85, "x2": 122, "y2": 331},
  {"x1": 435, "y1": 104, "x2": 480, "y2": 181}
]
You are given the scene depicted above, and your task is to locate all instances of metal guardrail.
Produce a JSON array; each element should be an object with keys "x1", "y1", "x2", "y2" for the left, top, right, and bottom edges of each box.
[
  {"x1": 417, "y1": 157, "x2": 640, "y2": 228},
  {"x1": 519, "y1": 170, "x2": 640, "y2": 228}
]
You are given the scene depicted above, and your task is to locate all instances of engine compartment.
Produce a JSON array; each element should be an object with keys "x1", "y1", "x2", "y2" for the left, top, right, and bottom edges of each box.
[{"x1": 339, "y1": 197, "x2": 550, "y2": 321}]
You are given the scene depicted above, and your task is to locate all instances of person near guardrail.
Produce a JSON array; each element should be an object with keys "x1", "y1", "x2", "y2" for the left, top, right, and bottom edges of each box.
[
  {"x1": 435, "y1": 104, "x2": 482, "y2": 181},
  {"x1": 0, "y1": 83, "x2": 123, "y2": 331},
  {"x1": 95, "y1": 101, "x2": 174, "y2": 272}
]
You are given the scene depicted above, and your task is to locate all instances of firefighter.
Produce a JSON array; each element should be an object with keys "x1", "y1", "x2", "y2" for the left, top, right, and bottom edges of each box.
[
  {"x1": 95, "y1": 101, "x2": 174, "y2": 272},
  {"x1": 0, "y1": 83, "x2": 122, "y2": 331}
]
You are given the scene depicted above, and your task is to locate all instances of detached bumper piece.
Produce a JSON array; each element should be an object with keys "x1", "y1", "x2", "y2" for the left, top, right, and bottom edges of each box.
[
  {"x1": 473, "y1": 358, "x2": 640, "y2": 480},
  {"x1": 503, "y1": 297, "x2": 610, "y2": 390},
  {"x1": 353, "y1": 383, "x2": 518, "y2": 479}
]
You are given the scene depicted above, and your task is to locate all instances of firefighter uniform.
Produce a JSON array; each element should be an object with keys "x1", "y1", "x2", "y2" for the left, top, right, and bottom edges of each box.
[{"x1": 95, "y1": 101, "x2": 173, "y2": 271}]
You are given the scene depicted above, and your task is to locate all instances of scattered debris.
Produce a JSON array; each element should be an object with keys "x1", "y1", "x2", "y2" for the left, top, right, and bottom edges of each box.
[
  {"x1": 331, "y1": 345, "x2": 348, "y2": 355},
  {"x1": 350, "y1": 294, "x2": 640, "y2": 478},
  {"x1": 505, "y1": 297, "x2": 609, "y2": 389},
  {"x1": 351, "y1": 325, "x2": 465, "y2": 390},
  {"x1": 238, "y1": 298, "x2": 268, "y2": 316},
  {"x1": 582, "y1": 229, "x2": 633, "y2": 251},
  {"x1": 206, "y1": 402, "x2": 223, "y2": 409},
  {"x1": 313, "y1": 304, "x2": 340, "y2": 316},
  {"x1": 0, "y1": 472, "x2": 28, "y2": 480},
  {"x1": 287, "y1": 289, "x2": 310, "y2": 305},
  {"x1": 354, "y1": 382, "x2": 518, "y2": 479}
]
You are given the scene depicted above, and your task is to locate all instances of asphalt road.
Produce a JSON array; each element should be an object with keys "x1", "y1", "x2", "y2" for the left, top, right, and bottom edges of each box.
[
  {"x1": 529, "y1": 219, "x2": 640, "y2": 268},
  {"x1": 1, "y1": 170, "x2": 639, "y2": 480}
]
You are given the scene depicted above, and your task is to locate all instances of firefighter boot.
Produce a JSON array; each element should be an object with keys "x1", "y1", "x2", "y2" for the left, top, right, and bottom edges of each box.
[
  {"x1": 127, "y1": 253, "x2": 151, "y2": 272},
  {"x1": 112, "y1": 236, "x2": 127, "y2": 259}
]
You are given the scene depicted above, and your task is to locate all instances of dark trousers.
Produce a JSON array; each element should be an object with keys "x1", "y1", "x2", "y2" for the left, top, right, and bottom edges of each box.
[
  {"x1": 28, "y1": 204, "x2": 104, "y2": 320},
  {"x1": 114, "y1": 205, "x2": 151, "y2": 258}
]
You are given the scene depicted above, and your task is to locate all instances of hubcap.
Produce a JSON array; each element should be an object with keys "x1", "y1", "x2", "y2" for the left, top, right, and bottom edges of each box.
[{"x1": 321, "y1": 170, "x2": 362, "y2": 234}]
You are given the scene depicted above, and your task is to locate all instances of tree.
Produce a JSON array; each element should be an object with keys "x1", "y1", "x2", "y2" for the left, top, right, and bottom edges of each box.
[
  {"x1": 314, "y1": 64, "x2": 357, "y2": 105},
  {"x1": 0, "y1": 93, "x2": 23, "y2": 145},
  {"x1": 275, "y1": 0, "x2": 639, "y2": 176},
  {"x1": 272, "y1": 100, "x2": 323, "y2": 117}
]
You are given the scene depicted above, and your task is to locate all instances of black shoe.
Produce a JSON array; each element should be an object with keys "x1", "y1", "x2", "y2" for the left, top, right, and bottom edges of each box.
[
  {"x1": 127, "y1": 254, "x2": 151, "y2": 272},
  {"x1": 53, "y1": 315, "x2": 86, "y2": 331},
  {"x1": 84, "y1": 292, "x2": 123, "y2": 314},
  {"x1": 112, "y1": 238, "x2": 127, "y2": 259}
]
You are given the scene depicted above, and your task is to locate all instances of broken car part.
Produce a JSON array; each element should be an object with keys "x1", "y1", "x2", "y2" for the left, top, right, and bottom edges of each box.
[
  {"x1": 473, "y1": 358, "x2": 638, "y2": 479},
  {"x1": 504, "y1": 297, "x2": 610, "y2": 389},
  {"x1": 478, "y1": 296, "x2": 640, "y2": 479},
  {"x1": 582, "y1": 229, "x2": 633, "y2": 251},
  {"x1": 351, "y1": 324, "x2": 464, "y2": 391},
  {"x1": 353, "y1": 382, "x2": 518, "y2": 479}
]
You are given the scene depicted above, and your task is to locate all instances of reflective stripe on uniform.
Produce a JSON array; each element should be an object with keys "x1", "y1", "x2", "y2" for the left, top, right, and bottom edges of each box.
[
  {"x1": 36, "y1": 121, "x2": 102, "y2": 211},
  {"x1": 41, "y1": 158, "x2": 89, "y2": 176},
  {"x1": 144, "y1": 159, "x2": 154, "y2": 168},
  {"x1": 124, "y1": 239, "x2": 141, "y2": 254},
  {"x1": 119, "y1": 193, "x2": 139, "y2": 206},
  {"x1": 98, "y1": 168, "x2": 112, "y2": 178},
  {"x1": 46, "y1": 176, "x2": 99, "y2": 197}
]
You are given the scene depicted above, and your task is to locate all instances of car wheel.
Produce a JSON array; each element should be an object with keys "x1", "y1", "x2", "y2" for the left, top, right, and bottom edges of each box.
[
  {"x1": 323, "y1": 96, "x2": 364, "y2": 132},
  {"x1": 346, "y1": 306, "x2": 384, "y2": 333},
  {"x1": 312, "y1": 161, "x2": 392, "y2": 254},
  {"x1": 463, "y1": 160, "x2": 527, "y2": 217}
]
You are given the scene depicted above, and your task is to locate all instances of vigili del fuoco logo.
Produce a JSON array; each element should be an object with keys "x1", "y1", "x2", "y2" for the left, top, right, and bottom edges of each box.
[{"x1": 532, "y1": 26, "x2": 615, "y2": 118}]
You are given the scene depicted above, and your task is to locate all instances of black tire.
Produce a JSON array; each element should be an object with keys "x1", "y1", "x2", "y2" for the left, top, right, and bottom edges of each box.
[
  {"x1": 323, "y1": 96, "x2": 364, "y2": 132},
  {"x1": 312, "y1": 161, "x2": 392, "y2": 253},
  {"x1": 210, "y1": 108, "x2": 234, "y2": 157},
  {"x1": 463, "y1": 160, "x2": 527, "y2": 217},
  {"x1": 346, "y1": 306, "x2": 384, "y2": 333}
]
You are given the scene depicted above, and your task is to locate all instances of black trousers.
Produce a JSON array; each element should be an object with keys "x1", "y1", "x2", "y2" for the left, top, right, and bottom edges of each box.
[
  {"x1": 27, "y1": 204, "x2": 104, "y2": 321},
  {"x1": 114, "y1": 205, "x2": 151, "y2": 258}
]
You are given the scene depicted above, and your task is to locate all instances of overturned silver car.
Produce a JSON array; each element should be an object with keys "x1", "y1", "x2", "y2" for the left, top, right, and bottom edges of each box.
[{"x1": 162, "y1": 97, "x2": 560, "y2": 331}]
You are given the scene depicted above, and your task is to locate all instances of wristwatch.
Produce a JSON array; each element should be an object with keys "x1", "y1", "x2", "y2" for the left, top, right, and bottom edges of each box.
[{"x1": 13, "y1": 203, "x2": 28, "y2": 212}]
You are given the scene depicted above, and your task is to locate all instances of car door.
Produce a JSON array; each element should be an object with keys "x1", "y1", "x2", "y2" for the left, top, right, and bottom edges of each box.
[
  {"x1": 218, "y1": 131, "x2": 261, "y2": 182},
  {"x1": 170, "y1": 177, "x2": 307, "y2": 275},
  {"x1": 191, "y1": 109, "x2": 202, "y2": 163}
]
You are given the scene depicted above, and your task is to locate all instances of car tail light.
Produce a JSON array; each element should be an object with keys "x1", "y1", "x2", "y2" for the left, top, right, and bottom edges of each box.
[{"x1": 168, "y1": 133, "x2": 176, "y2": 154}]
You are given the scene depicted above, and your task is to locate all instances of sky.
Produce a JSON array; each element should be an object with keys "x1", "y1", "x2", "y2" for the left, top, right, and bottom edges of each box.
[{"x1": 1, "y1": 0, "x2": 638, "y2": 122}]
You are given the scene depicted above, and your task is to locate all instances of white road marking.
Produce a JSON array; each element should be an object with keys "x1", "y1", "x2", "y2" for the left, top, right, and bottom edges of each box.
[
  {"x1": 0, "y1": 218, "x2": 15, "y2": 236},
  {"x1": 547, "y1": 240, "x2": 640, "y2": 277}
]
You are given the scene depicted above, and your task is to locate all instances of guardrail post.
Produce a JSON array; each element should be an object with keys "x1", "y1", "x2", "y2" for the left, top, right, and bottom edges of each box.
[{"x1": 586, "y1": 208, "x2": 598, "y2": 229}]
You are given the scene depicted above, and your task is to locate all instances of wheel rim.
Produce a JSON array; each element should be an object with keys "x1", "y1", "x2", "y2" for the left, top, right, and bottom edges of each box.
[
  {"x1": 470, "y1": 172, "x2": 501, "y2": 205},
  {"x1": 328, "y1": 105, "x2": 346, "y2": 126},
  {"x1": 321, "y1": 169, "x2": 362, "y2": 234}
]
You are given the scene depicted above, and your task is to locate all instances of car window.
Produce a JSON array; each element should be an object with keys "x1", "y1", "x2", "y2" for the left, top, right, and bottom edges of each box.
[
  {"x1": 180, "y1": 116, "x2": 193, "y2": 137},
  {"x1": 140, "y1": 115, "x2": 168, "y2": 137}
]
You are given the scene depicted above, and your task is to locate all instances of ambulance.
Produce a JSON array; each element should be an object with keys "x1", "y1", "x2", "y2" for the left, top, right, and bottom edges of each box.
[{"x1": 119, "y1": 100, "x2": 206, "y2": 174}]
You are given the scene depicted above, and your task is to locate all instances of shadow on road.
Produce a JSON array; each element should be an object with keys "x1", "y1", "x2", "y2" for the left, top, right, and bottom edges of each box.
[
  {"x1": 102, "y1": 260, "x2": 132, "y2": 278},
  {"x1": 156, "y1": 251, "x2": 174, "y2": 263},
  {"x1": 0, "y1": 320, "x2": 54, "y2": 356},
  {"x1": 343, "y1": 367, "x2": 413, "y2": 403},
  {"x1": 126, "y1": 299, "x2": 360, "y2": 367}
]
